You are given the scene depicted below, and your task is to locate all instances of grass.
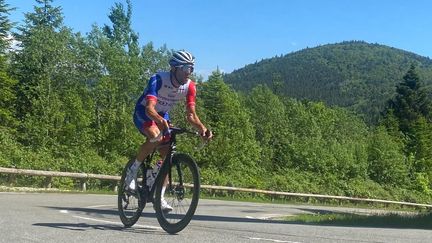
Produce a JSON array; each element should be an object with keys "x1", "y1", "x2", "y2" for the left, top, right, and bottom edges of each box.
[
  {"x1": 280, "y1": 211, "x2": 432, "y2": 229},
  {"x1": 198, "y1": 190, "x2": 427, "y2": 213}
]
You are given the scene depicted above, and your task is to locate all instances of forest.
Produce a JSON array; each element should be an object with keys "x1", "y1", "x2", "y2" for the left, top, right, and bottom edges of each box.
[
  {"x1": 224, "y1": 40, "x2": 432, "y2": 124},
  {"x1": 1, "y1": 0, "x2": 432, "y2": 204}
]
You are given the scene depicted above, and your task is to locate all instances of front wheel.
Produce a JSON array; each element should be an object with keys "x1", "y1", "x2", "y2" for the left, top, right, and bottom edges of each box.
[
  {"x1": 154, "y1": 153, "x2": 200, "y2": 234},
  {"x1": 117, "y1": 159, "x2": 146, "y2": 227}
]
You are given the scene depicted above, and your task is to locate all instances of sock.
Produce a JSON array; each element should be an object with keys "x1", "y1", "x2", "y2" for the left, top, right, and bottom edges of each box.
[
  {"x1": 130, "y1": 159, "x2": 142, "y2": 174},
  {"x1": 161, "y1": 186, "x2": 166, "y2": 199}
]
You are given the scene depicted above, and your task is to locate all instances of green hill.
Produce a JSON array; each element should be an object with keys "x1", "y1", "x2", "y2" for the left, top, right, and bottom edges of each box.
[{"x1": 224, "y1": 41, "x2": 432, "y2": 123}]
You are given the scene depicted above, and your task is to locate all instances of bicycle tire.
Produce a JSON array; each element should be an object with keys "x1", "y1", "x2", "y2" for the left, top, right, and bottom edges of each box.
[
  {"x1": 117, "y1": 159, "x2": 146, "y2": 227},
  {"x1": 154, "y1": 153, "x2": 200, "y2": 234}
]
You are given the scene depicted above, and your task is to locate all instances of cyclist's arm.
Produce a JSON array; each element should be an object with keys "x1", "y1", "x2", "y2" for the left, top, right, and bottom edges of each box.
[
  {"x1": 186, "y1": 105, "x2": 212, "y2": 139},
  {"x1": 186, "y1": 105, "x2": 206, "y2": 132},
  {"x1": 184, "y1": 81, "x2": 212, "y2": 138},
  {"x1": 145, "y1": 100, "x2": 169, "y2": 130}
]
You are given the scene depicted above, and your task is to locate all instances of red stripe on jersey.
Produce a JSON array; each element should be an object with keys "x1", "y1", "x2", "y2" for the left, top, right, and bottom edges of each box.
[
  {"x1": 186, "y1": 81, "x2": 196, "y2": 107},
  {"x1": 145, "y1": 95, "x2": 157, "y2": 102}
]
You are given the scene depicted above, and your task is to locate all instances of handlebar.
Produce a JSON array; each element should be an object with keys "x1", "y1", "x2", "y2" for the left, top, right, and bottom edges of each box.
[{"x1": 149, "y1": 127, "x2": 200, "y2": 143}]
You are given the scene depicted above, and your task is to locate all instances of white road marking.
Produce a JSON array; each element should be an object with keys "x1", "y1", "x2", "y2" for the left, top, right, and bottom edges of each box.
[
  {"x1": 246, "y1": 216, "x2": 273, "y2": 220},
  {"x1": 84, "y1": 204, "x2": 113, "y2": 208},
  {"x1": 59, "y1": 205, "x2": 161, "y2": 230},
  {"x1": 248, "y1": 237, "x2": 301, "y2": 243},
  {"x1": 72, "y1": 215, "x2": 161, "y2": 230},
  {"x1": 246, "y1": 216, "x2": 262, "y2": 219},
  {"x1": 245, "y1": 215, "x2": 280, "y2": 220}
]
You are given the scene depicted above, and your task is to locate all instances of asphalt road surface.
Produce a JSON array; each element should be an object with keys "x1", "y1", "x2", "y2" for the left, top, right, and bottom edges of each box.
[{"x1": 1, "y1": 192, "x2": 431, "y2": 243}]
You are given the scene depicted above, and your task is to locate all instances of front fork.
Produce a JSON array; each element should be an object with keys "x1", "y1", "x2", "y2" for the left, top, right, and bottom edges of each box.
[{"x1": 158, "y1": 138, "x2": 184, "y2": 200}]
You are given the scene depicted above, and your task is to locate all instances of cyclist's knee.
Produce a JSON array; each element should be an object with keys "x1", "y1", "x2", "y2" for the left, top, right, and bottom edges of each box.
[{"x1": 143, "y1": 126, "x2": 161, "y2": 140}]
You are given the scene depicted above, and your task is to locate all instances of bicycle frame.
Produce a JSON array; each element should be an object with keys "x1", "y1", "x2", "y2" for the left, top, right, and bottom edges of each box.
[
  {"x1": 143, "y1": 128, "x2": 193, "y2": 202},
  {"x1": 118, "y1": 126, "x2": 202, "y2": 233}
]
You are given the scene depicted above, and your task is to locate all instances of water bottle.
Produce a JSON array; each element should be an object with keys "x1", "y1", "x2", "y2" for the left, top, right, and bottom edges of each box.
[
  {"x1": 146, "y1": 160, "x2": 162, "y2": 188},
  {"x1": 145, "y1": 169, "x2": 154, "y2": 188}
]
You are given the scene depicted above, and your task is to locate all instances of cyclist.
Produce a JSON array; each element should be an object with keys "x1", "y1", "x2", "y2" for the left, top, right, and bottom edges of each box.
[{"x1": 125, "y1": 50, "x2": 213, "y2": 211}]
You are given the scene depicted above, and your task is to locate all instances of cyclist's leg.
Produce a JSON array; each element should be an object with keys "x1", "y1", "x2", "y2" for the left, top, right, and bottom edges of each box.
[
  {"x1": 153, "y1": 117, "x2": 172, "y2": 162},
  {"x1": 126, "y1": 113, "x2": 162, "y2": 189},
  {"x1": 133, "y1": 109, "x2": 163, "y2": 163},
  {"x1": 153, "y1": 127, "x2": 173, "y2": 210},
  {"x1": 156, "y1": 145, "x2": 170, "y2": 205},
  {"x1": 140, "y1": 124, "x2": 172, "y2": 210},
  {"x1": 134, "y1": 111, "x2": 168, "y2": 161}
]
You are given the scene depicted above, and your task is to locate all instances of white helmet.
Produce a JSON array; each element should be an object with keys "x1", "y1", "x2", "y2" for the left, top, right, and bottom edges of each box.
[{"x1": 169, "y1": 50, "x2": 195, "y2": 67}]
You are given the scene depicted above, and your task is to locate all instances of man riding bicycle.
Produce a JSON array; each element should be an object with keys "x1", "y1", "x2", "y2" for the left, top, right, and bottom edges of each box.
[{"x1": 125, "y1": 50, "x2": 213, "y2": 211}]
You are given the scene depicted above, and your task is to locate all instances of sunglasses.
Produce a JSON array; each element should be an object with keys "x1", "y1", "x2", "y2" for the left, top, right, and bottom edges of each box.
[{"x1": 178, "y1": 64, "x2": 194, "y2": 73}]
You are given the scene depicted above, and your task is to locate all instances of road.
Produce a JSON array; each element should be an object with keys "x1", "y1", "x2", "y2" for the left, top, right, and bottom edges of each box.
[{"x1": 0, "y1": 192, "x2": 431, "y2": 243}]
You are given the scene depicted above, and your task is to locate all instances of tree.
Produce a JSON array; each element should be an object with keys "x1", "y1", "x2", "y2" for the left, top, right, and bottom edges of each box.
[
  {"x1": 245, "y1": 84, "x2": 291, "y2": 170},
  {"x1": 13, "y1": 0, "x2": 65, "y2": 120},
  {"x1": 384, "y1": 64, "x2": 432, "y2": 162},
  {"x1": 103, "y1": 0, "x2": 139, "y2": 55},
  {"x1": 196, "y1": 70, "x2": 262, "y2": 186},
  {"x1": 141, "y1": 42, "x2": 170, "y2": 76},
  {"x1": 367, "y1": 126, "x2": 409, "y2": 186},
  {"x1": 382, "y1": 65, "x2": 432, "y2": 193},
  {"x1": 411, "y1": 117, "x2": 432, "y2": 174},
  {"x1": 0, "y1": 60, "x2": 17, "y2": 128},
  {"x1": 87, "y1": 1, "x2": 142, "y2": 158},
  {"x1": 285, "y1": 100, "x2": 368, "y2": 179},
  {"x1": 12, "y1": 0, "x2": 93, "y2": 151},
  {"x1": 387, "y1": 64, "x2": 431, "y2": 135},
  {"x1": 0, "y1": 0, "x2": 17, "y2": 129},
  {"x1": 0, "y1": 0, "x2": 15, "y2": 52}
]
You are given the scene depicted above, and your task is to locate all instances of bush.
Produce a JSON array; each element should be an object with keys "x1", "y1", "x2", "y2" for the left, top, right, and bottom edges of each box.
[{"x1": 345, "y1": 178, "x2": 391, "y2": 199}]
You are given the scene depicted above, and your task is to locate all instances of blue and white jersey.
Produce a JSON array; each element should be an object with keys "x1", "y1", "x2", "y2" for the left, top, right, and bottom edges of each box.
[{"x1": 134, "y1": 71, "x2": 196, "y2": 125}]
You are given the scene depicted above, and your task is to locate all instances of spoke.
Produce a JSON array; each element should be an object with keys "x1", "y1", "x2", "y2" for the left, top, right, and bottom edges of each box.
[{"x1": 156, "y1": 154, "x2": 199, "y2": 232}]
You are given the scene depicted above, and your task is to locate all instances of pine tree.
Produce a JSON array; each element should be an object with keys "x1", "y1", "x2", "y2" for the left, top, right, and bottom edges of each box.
[
  {"x1": 12, "y1": 0, "x2": 89, "y2": 150},
  {"x1": 0, "y1": 0, "x2": 15, "y2": 52},
  {"x1": 388, "y1": 64, "x2": 431, "y2": 135},
  {"x1": 0, "y1": 0, "x2": 17, "y2": 129},
  {"x1": 384, "y1": 64, "x2": 432, "y2": 187},
  {"x1": 13, "y1": 0, "x2": 65, "y2": 121}
]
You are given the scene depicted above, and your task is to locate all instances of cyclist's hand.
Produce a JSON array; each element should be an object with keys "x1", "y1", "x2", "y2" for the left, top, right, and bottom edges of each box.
[
  {"x1": 157, "y1": 118, "x2": 170, "y2": 133},
  {"x1": 200, "y1": 128, "x2": 213, "y2": 141}
]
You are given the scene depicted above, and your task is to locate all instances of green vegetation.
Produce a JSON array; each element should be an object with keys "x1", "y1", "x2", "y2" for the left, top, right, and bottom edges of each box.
[
  {"x1": 224, "y1": 41, "x2": 432, "y2": 124},
  {"x1": 1, "y1": 0, "x2": 432, "y2": 206},
  {"x1": 281, "y1": 212, "x2": 432, "y2": 229}
]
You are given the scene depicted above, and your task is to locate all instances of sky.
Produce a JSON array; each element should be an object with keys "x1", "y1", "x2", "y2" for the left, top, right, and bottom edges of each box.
[{"x1": 6, "y1": 0, "x2": 432, "y2": 79}]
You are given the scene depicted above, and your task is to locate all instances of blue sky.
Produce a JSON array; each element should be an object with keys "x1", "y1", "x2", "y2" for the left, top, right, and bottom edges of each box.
[{"x1": 7, "y1": 0, "x2": 432, "y2": 79}]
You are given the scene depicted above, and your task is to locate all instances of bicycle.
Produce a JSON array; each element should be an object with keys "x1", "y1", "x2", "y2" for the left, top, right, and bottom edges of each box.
[{"x1": 117, "y1": 127, "x2": 203, "y2": 234}]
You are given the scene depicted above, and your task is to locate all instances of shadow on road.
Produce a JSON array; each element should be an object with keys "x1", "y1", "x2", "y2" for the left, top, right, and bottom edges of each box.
[
  {"x1": 33, "y1": 222, "x2": 122, "y2": 231},
  {"x1": 41, "y1": 205, "x2": 296, "y2": 226},
  {"x1": 40, "y1": 205, "x2": 432, "y2": 230},
  {"x1": 33, "y1": 222, "x2": 165, "y2": 234}
]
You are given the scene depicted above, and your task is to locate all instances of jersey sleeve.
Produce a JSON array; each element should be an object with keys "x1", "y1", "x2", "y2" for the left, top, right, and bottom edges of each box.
[
  {"x1": 186, "y1": 81, "x2": 196, "y2": 107},
  {"x1": 144, "y1": 74, "x2": 162, "y2": 102}
]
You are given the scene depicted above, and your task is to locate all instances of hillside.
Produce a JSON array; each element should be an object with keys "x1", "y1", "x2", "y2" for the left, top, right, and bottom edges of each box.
[{"x1": 224, "y1": 41, "x2": 432, "y2": 123}]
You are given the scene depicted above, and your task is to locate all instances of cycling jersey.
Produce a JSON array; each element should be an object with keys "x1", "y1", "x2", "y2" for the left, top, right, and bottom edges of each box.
[{"x1": 133, "y1": 71, "x2": 196, "y2": 133}]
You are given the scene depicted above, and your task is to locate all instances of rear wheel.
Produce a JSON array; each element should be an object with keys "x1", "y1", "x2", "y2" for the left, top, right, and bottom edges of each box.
[
  {"x1": 118, "y1": 160, "x2": 146, "y2": 227},
  {"x1": 154, "y1": 153, "x2": 200, "y2": 234}
]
